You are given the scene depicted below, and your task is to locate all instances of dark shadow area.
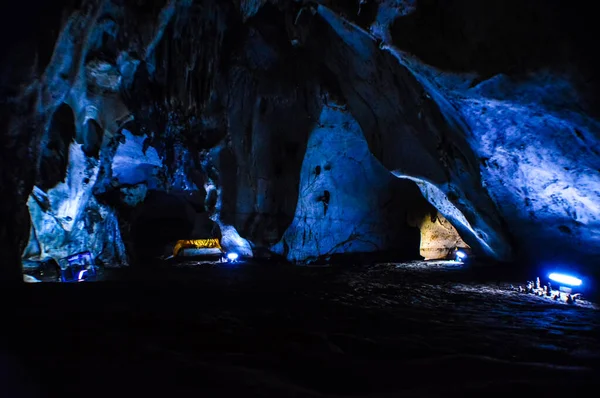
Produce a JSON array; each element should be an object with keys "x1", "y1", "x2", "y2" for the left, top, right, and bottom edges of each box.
[
  {"x1": 390, "y1": 0, "x2": 596, "y2": 75},
  {"x1": 217, "y1": 4, "x2": 323, "y2": 248},
  {"x1": 320, "y1": 0, "x2": 379, "y2": 30},
  {"x1": 37, "y1": 103, "x2": 75, "y2": 191},
  {"x1": 390, "y1": 0, "x2": 600, "y2": 110},
  {"x1": 0, "y1": 0, "x2": 79, "y2": 95},
  {"x1": 5, "y1": 261, "x2": 599, "y2": 397},
  {"x1": 80, "y1": 119, "x2": 104, "y2": 158},
  {"x1": 243, "y1": 3, "x2": 321, "y2": 84},
  {"x1": 130, "y1": 190, "x2": 195, "y2": 264},
  {"x1": 312, "y1": 249, "x2": 422, "y2": 266}
]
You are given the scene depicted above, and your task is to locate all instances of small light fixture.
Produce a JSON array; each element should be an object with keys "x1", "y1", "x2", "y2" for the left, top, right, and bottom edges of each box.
[
  {"x1": 548, "y1": 273, "x2": 582, "y2": 287},
  {"x1": 455, "y1": 250, "x2": 467, "y2": 262},
  {"x1": 77, "y1": 270, "x2": 88, "y2": 281},
  {"x1": 226, "y1": 252, "x2": 239, "y2": 262}
]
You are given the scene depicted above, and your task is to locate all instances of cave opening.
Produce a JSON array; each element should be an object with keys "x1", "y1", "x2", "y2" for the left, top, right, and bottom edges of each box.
[
  {"x1": 414, "y1": 198, "x2": 471, "y2": 262},
  {"x1": 128, "y1": 190, "x2": 222, "y2": 266},
  {"x1": 37, "y1": 103, "x2": 76, "y2": 191},
  {"x1": 396, "y1": 174, "x2": 480, "y2": 261}
]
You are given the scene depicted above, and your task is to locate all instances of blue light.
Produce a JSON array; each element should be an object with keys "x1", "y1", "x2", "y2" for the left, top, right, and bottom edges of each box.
[
  {"x1": 78, "y1": 270, "x2": 88, "y2": 281},
  {"x1": 548, "y1": 273, "x2": 582, "y2": 287},
  {"x1": 226, "y1": 252, "x2": 239, "y2": 262},
  {"x1": 455, "y1": 250, "x2": 466, "y2": 259}
]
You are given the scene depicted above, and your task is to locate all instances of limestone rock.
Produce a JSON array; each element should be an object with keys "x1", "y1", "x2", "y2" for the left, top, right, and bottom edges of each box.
[
  {"x1": 272, "y1": 103, "x2": 423, "y2": 262},
  {"x1": 369, "y1": 0, "x2": 600, "y2": 269},
  {"x1": 1, "y1": 0, "x2": 598, "y2": 279}
]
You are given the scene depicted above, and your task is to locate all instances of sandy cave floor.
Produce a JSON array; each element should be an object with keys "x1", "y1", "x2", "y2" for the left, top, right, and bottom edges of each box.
[{"x1": 4, "y1": 260, "x2": 600, "y2": 397}]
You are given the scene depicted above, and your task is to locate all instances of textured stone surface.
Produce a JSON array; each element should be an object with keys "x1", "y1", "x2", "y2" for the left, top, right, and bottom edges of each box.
[
  {"x1": 417, "y1": 210, "x2": 469, "y2": 261},
  {"x1": 272, "y1": 103, "x2": 423, "y2": 262},
  {"x1": 2, "y1": 0, "x2": 599, "y2": 280},
  {"x1": 370, "y1": 0, "x2": 600, "y2": 269},
  {"x1": 24, "y1": 141, "x2": 128, "y2": 265},
  {"x1": 312, "y1": 6, "x2": 512, "y2": 261},
  {"x1": 111, "y1": 129, "x2": 162, "y2": 188}
]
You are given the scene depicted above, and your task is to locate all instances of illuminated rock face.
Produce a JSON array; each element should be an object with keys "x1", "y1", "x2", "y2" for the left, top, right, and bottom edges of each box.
[
  {"x1": 417, "y1": 210, "x2": 469, "y2": 261},
  {"x1": 313, "y1": 6, "x2": 512, "y2": 261},
  {"x1": 369, "y1": 0, "x2": 600, "y2": 268},
  {"x1": 307, "y1": 1, "x2": 600, "y2": 270},
  {"x1": 111, "y1": 130, "x2": 162, "y2": 189},
  {"x1": 272, "y1": 103, "x2": 424, "y2": 263},
  {"x1": 2, "y1": 0, "x2": 600, "y2": 279},
  {"x1": 23, "y1": 132, "x2": 154, "y2": 265},
  {"x1": 457, "y1": 90, "x2": 600, "y2": 268}
]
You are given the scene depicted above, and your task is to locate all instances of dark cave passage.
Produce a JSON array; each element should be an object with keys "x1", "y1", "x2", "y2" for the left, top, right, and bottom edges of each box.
[
  {"x1": 130, "y1": 191, "x2": 196, "y2": 263},
  {"x1": 390, "y1": 0, "x2": 589, "y2": 76},
  {"x1": 129, "y1": 190, "x2": 222, "y2": 264},
  {"x1": 79, "y1": 118, "x2": 104, "y2": 158},
  {"x1": 37, "y1": 103, "x2": 76, "y2": 191}
]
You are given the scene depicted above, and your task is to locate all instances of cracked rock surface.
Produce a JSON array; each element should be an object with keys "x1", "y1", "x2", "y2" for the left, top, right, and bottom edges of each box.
[
  {"x1": 272, "y1": 102, "x2": 424, "y2": 262},
  {"x1": 1, "y1": 0, "x2": 599, "y2": 279}
]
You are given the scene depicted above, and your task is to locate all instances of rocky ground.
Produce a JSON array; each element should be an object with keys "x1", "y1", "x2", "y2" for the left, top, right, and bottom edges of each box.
[{"x1": 4, "y1": 261, "x2": 600, "y2": 397}]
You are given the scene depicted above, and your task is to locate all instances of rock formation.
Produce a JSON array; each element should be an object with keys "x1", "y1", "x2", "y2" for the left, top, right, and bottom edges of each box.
[
  {"x1": 1, "y1": 0, "x2": 598, "y2": 281},
  {"x1": 272, "y1": 100, "x2": 424, "y2": 263}
]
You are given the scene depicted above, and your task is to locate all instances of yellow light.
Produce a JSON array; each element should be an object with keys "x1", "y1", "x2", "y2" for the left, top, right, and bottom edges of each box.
[{"x1": 173, "y1": 239, "x2": 223, "y2": 256}]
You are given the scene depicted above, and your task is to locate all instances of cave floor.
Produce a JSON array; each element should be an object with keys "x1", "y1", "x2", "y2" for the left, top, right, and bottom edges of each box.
[{"x1": 5, "y1": 261, "x2": 600, "y2": 397}]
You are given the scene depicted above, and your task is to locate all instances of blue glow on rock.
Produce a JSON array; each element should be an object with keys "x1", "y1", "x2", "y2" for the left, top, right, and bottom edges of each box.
[
  {"x1": 219, "y1": 224, "x2": 253, "y2": 258},
  {"x1": 380, "y1": 27, "x2": 600, "y2": 270},
  {"x1": 272, "y1": 103, "x2": 422, "y2": 262},
  {"x1": 548, "y1": 273, "x2": 582, "y2": 287},
  {"x1": 112, "y1": 129, "x2": 162, "y2": 187}
]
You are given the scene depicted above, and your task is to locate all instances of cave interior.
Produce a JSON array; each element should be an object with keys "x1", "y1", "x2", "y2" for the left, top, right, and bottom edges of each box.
[{"x1": 1, "y1": 0, "x2": 600, "y2": 396}]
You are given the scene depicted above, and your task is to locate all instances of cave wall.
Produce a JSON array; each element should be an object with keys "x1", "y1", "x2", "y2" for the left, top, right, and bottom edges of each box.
[
  {"x1": 368, "y1": 0, "x2": 600, "y2": 269},
  {"x1": 0, "y1": 0, "x2": 111, "y2": 281},
  {"x1": 24, "y1": 141, "x2": 127, "y2": 265},
  {"x1": 310, "y1": 6, "x2": 512, "y2": 261},
  {"x1": 216, "y1": 51, "x2": 321, "y2": 249},
  {"x1": 272, "y1": 101, "x2": 424, "y2": 262},
  {"x1": 3, "y1": 0, "x2": 599, "y2": 279},
  {"x1": 23, "y1": 125, "x2": 165, "y2": 265},
  {"x1": 459, "y1": 80, "x2": 600, "y2": 268}
]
